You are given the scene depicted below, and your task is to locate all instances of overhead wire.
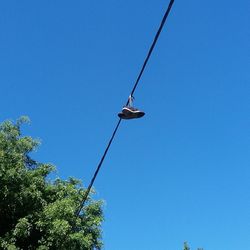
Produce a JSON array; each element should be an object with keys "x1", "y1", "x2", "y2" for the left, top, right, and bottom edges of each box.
[{"x1": 75, "y1": 0, "x2": 175, "y2": 217}]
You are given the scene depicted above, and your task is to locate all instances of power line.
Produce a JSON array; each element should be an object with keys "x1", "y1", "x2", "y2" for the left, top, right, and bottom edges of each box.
[
  {"x1": 129, "y1": 0, "x2": 175, "y2": 99},
  {"x1": 76, "y1": 0, "x2": 175, "y2": 217},
  {"x1": 75, "y1": 119, "x2": 121, "y2": 216}
]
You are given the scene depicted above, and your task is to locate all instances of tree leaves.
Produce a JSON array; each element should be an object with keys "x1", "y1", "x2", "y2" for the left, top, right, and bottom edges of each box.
[
  {"x1": 183, "y1": 242, "x2": 203, "y2": 250},
  {"x1": 0, "y1": 118, "x2": 103, "y2": 250}
]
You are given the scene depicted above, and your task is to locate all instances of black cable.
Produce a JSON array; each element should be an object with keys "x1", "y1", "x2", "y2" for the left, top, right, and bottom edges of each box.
[
  {"x1": 129, "y1": 0, "x2": 175, "y2": 100},
  {"x1": 76, "y1": 0, "x2": 175, "y2": 217},
  {"x1": 75, "y1": 118, "x2": 122, "y2": 216}
]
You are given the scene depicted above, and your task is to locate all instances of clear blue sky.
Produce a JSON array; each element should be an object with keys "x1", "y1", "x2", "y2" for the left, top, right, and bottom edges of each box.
[{"x1": 0, "y1": 0, "x2": 249, "y2": 249}]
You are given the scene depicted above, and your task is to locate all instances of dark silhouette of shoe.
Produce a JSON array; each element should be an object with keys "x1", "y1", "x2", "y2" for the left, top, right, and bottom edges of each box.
[{"x1": 118, "y1": 106, "x2": 145, "y2": 119}]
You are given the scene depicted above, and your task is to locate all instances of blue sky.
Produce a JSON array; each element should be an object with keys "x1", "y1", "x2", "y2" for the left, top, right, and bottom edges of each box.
[{"x1": 0, "y1": 0, "x2": 250, "y2": 249}]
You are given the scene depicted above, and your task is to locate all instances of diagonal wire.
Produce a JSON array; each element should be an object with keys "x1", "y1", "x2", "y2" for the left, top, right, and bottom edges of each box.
[
  {"x1": 76, "y1": 0, "x2": 175, "y2": 217},
  {"x1": 75, "y1": 118, "x2": 121, "y2": 216},
  {"x1": 129, "y1": 0, "x2": 175, "y2": 100}
]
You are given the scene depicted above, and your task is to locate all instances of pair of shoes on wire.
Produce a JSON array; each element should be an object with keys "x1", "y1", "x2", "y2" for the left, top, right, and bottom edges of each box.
[{"x1": 118, "y1": 95, "x2": 145, "y2": 120}]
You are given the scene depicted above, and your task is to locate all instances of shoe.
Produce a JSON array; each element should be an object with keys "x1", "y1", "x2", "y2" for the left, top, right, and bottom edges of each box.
[{"x1": 118, "y1": 106, "x2": 145, "y2": 119}]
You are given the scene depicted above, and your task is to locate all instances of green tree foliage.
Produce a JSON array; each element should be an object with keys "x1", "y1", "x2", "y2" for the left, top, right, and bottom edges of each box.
[
  {"x1": 184, "y1": 242, "x2": 190, "y2": 250},
  {"x1": 183, "y1": 242, "x2": 203, "y2": 250},
  {"x1": 0, "y1": 117, "x2": 103, "y2": 250}
]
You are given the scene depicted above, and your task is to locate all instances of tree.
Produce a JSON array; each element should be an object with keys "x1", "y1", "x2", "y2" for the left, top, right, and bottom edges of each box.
[
  {"x1": 0, "y1": 117, "x2": 103, "y2": 250},
  {"x1": 184, "y1": 242, "x2": 190, "y2": 250},
  {"x1": 183, "y1": 242, "x2": 203, "y2": 250}
]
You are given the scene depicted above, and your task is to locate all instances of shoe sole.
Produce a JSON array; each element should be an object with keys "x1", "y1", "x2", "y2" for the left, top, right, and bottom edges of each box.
[{"x1": 118, "y1": 111, "x2": 145, "y2": 119}]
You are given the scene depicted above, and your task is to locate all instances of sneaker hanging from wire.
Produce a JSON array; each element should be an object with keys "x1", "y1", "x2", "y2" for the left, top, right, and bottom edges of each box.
[{"x1": 118, "y1": 95, "x2": 145, "y2": 120}]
